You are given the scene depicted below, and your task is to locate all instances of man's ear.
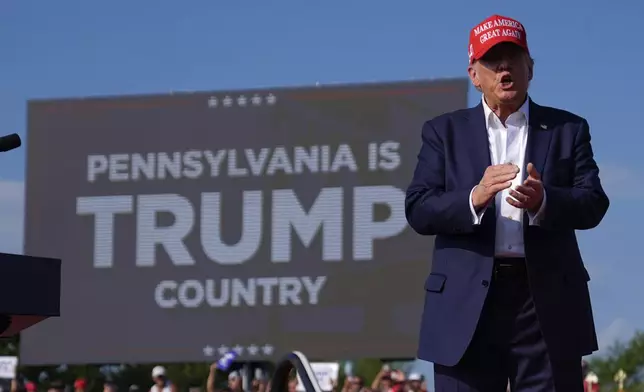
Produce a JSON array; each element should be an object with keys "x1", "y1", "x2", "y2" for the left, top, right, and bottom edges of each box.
[
  {"x1": 467, "y1": 64, "x2": 480, "y2": 90},
  {"x1": 527, "y1": 57, "x2": 534, "y2": 81}
]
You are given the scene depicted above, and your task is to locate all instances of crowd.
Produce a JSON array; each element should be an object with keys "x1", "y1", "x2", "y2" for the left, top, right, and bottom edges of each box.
[
  {"x1": 4, "y1": 363, "x2": 429, "y2": 392},
  {"x1": 2, "y1": 359, "x2": 606, "y2": 392},
  {"x1": 339, "y1": 367, "x2": 427, "y2": 392},
  {"x1": 206, "y1": 362, "x2": 428, "y2": 392}
]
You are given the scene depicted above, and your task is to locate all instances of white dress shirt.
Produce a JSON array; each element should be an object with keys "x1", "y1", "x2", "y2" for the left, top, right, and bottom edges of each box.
[{"x1": 468, "y1": 95, "x2": 546, "y2": 257}]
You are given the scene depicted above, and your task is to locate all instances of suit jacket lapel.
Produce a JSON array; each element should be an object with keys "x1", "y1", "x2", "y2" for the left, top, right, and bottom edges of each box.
[
  {"x1": 467, "y1": 103, "x2": 492, "y2": 172},
  {"x1": 526, "y1": 99, "x2": 552, "y2": 177},
  {"x1": 466, "y1": 103, "x2": 496, "y2": 220}
]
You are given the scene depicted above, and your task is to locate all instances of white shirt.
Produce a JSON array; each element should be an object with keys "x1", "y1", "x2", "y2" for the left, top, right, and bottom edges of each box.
[
  {"x1": 150, "y1": 384, "x2": 172, "y2": 392},
  {"x1": 468, "y1": 95, "x2": 546, "y2": 257}
]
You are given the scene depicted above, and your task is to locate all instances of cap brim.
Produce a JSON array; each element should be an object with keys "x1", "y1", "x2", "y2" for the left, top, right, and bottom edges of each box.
[{"x1": 470, "y1": 40, "x2": 527, "y2": 63}]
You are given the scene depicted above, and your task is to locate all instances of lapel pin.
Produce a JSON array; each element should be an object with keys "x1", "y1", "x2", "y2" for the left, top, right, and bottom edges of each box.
[{"x1": 540, "y1": 124, "x2": 548, "y2": 129}]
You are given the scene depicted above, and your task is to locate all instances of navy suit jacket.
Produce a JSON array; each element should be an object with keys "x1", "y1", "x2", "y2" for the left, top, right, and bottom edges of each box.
[{"x1": 405, "y1": 99, "x2": 609, "y2": 366}]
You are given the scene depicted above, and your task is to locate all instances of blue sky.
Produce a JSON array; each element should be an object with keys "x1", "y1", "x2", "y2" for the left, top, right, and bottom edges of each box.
[{"x1": 1, "y1": 0, "x2": 642, "y2": 384}]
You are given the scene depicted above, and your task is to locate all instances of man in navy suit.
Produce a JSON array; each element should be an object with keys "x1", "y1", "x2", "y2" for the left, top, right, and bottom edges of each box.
[{"x1": 405, "y1": 14, "x2": 609, "y2": 391}]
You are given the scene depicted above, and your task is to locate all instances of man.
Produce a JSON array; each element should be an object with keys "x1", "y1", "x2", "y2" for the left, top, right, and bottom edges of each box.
[
  {"x1": 227, "y1": 372, "x2": 243, "y2": 392},
  {"x1": 206, "y1": 362, "x2": 244, "y2": 392},
  {"x1": 405, "y1": 373, "x2": 424, "y2": 392},
  {"x1": 150, "y1": 366, "x2": 177, "y2": 392},
  {"x1": 250, "y1": 371, "x2": 268, "y2": 392},
  {"x1": 405, "y1": 14, "x2": 609, "y2": 392},
  {"x1": 370, "y1": 365, "x2": 393, "y2": 392}
]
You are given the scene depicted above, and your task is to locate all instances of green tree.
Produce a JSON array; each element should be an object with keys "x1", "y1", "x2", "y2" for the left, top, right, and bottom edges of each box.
[
  {"x1": 353, "y1": 358, "x2": 383, "y2": 385},
  {"x1": 588, "y1": 331, "x2": 644, "y2": 391},
  {"x1": 0, "y1": 336, "x2": 19, "y2": 356}
]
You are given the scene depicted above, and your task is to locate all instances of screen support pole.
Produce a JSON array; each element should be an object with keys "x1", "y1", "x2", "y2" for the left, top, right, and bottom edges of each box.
[{"x1": 242, "y1": 362, "x2": 251, "y2": 392}]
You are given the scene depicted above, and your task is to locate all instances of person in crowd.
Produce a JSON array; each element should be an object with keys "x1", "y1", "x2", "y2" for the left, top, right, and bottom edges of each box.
[
  {"x1": 370, "y1": 365, "x2": 393, "y2": 392},
  {"x1": 206, "y1": 362, "x2": 218, "y2": 392},
  {"x1": 391, "y1": 370, "x2": 408, "y2": 392},
  {"x1": 404, "y1": 374, "x2": 423, "y2": 392},
  {"x1": 149, "y1": 366, "x2": 177, "y2": 392},
  {"x1": 341, "y1": 376, "x2": 364, "y2": 392},
  {"x1": 25, "y1": 382, "x2": 36, "y2": 392},
  {"x1": 206, "y1": 362, "x2": 243, "y2": 392},
  {"x1": 405, "y1": 12, "x2": 608, "y2": 392},
  {"x1": 286, "y1": 380, "x2": 297, "y2": 392},
  {"x1": 73, "y1": 379, "x2": 86, "y2": 392},
  {"x1": 47, "y1": 381, "x2": 65, "y2": 392},
  {"x1": 250, "y1": 374, "x2": 267, "y2": 392},
  {"x1": 9, "y1": 378, "x2": 27, "y2": 392},
  {"x1": 582, "y1": 360, "x2": 590, "y2": 378},
  {"x1": 227, "y1": 372, "x2": 243, "y2": 392},
  {"x1": 104, "y1": 382, "x2": 118, "y2": 392}
]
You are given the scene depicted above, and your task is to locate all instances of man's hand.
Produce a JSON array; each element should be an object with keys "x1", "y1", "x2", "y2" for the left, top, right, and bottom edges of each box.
[
  {"x1": 472, "y1": 163, "x2": 520, "y2": 210},
  {"x1": 507, "y1": 162, "x2": 544, "y2": 212}
]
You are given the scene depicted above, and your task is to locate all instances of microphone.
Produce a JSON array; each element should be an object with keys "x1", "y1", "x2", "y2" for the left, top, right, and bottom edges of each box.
[{"x1": 0, "y1": 134, "x2": 21, "y2": 152}]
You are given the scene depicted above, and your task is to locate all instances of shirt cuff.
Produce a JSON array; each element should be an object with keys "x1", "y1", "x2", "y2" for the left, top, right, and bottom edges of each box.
[
  {"x1": 469, "y1": 185, "x2": 489, "y2": 225},
  {"x1": 527, "y1": 189, "x2": 547, "y2": 226}
]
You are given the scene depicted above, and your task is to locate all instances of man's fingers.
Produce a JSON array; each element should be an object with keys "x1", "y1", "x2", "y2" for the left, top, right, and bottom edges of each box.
[
  {"x1": 482, "y1": 171, "x2": 518, "y2": 188},
  {"x1": 487, "y1": 163, "x2": 519, "y2": 176},
  {"x1": 527, "y1": 162, "x2": 541, "y2": 180},
  {"x1": 493, "y1": 164, "x2": 520, "y2": 174},
  {"x1": 523, "y1": 178, "x2": 543, "y2": 194},
  {"x1": 506, "y1": 196, "x2": 525, "y2": 209},
  {"x1": 514, "y1": 185, "x2": 536, "y2": 197},
  {"x1": 510, "y1": 189, "x2": 535, "y2": 204},
  {"x1": 487, "y1": 181, "x2": 513, "y2": 194},
  {"x1": 492, "y1": 172, "x2": 519, "y2": 182}
]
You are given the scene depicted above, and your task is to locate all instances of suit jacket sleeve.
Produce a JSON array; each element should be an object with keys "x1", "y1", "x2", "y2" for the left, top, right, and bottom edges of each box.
[
  {"x1": 405, "y1": 120, "x2": 475, "y2": 235},
  {"x1": 541, "y1": 119, "x2": 609, "y2": 230}
]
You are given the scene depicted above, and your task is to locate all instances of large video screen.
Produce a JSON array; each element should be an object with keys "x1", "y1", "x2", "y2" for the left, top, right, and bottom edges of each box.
[{"x1": 21, "y1": 79, "x2": 468, "y2": 364}]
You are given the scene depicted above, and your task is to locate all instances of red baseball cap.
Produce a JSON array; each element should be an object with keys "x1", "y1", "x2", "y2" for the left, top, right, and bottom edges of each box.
[
  {"x1": 74, "y1": 379, "x2": 87, "y2": 389},
  {"x1": 468, "y1": 15, "x2": 529, "y2": 64}
]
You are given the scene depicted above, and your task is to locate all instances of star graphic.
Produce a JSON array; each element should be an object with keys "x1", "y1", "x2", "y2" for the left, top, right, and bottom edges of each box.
[
  {"x1": 218, "y1": 345, "x2": 229, "y2": 356},
  {"x1": 251, "y1": 95, "x2": 262, "y2": 106},
  {"x1": 266, "y1": 94, "x2": 277, "y2": 105},
  {"x1": 223, "y1": 96, "x2": 233, "y2": 107},
  {"x1": 247, "y1": 344, "x2": 259, "y2": 356},
  {"x1": 207, "y1": 97, "x2": 218, "y2": 108},
  {"x1": 232, "y1": 345, "x2": 244, "y2": 354},
  {"x1": 261, "y1": 344, "x2": 274, "y2": 355},
  {"x1": 237, "y1": 95, "x2": 247, "y2": 106},
  {"x1": 203, "y1": 345, "x2": 214, "y2": 357}
]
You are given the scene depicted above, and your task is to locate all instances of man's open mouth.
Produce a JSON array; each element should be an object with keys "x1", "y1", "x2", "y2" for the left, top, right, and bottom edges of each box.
[{"x1": 499, "y1": 74, "x2": 514, "y2": 88}]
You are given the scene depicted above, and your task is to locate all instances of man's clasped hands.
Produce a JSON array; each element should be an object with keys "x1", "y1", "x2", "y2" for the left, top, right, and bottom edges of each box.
[{"x1": 471, "y1": 162, "x2": 544, "y2": 213}]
